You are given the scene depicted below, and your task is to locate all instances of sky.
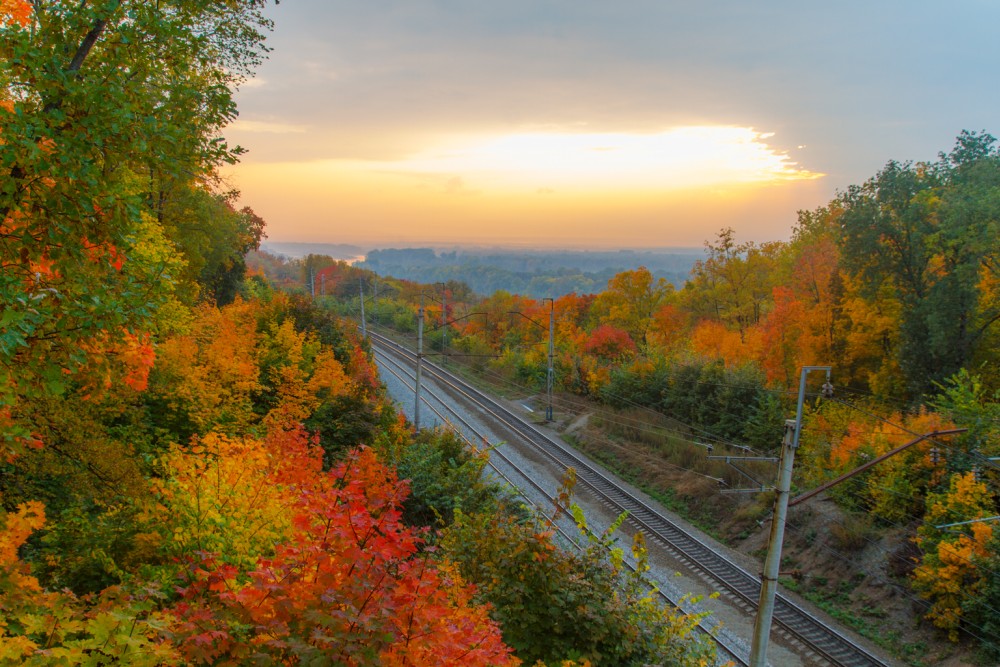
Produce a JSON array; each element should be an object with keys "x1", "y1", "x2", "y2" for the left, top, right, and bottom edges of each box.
[{"x1": 223, "y1": 1, "x2": 1000, "y2": 250}]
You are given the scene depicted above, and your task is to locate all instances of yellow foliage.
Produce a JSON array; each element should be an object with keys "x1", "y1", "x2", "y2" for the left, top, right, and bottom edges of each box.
[
  {"x1": 262, "y1": 322, "x2": 353, "y2": 429},
  {"x1": 152, "y1": 432, "x2": 297, "y2": 568},
  {"x1": 913, "y1": 472, "x2": 995, "y2": 640},
  {"x1": 153, "y1": 300, "x2": 262, "y2": 433}
]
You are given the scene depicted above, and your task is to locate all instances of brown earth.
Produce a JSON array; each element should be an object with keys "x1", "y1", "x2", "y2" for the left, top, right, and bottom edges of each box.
[{"x1": 539, "y1": 392, "x2": 980, "y2": 667}]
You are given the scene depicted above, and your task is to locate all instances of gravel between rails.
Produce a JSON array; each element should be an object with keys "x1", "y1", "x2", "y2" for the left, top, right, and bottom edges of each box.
[{"x1": 373, "y1": 342, "x2": 897, "y2": 667}]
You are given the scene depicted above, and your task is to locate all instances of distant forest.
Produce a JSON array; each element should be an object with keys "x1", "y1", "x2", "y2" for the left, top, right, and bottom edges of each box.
[{"x1": 358, "y1": 247, "x2": 703, "y2": 297}]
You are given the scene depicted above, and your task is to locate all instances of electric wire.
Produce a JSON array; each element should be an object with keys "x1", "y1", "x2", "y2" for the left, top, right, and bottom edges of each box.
[
  {"x1": 372, "y1": 335, "x2": 748, "y2": 665},
  {"x1": 359, "y1": 296, "x2": 1000, "y2": 655}
]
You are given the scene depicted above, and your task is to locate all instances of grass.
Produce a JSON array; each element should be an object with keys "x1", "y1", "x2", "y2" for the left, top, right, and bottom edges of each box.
[
  {"x1": 781, "y1": 577, "x2": 932, "y2": 665},
  {"x1": 562, "y1": 433, "x2": 725, "y2": 540}
]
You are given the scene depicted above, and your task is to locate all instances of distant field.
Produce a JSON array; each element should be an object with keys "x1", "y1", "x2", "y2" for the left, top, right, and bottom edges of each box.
[{"x1": 356, "y1": 246, "x2": 705, "y2": 298}]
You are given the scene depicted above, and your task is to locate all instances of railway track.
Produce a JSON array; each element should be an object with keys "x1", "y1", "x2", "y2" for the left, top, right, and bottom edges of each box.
[
  {"x1": 369, "y1": 329, "x2": 893, "y2": 667},
  {"x1": 372, "y1": 335, "x2": 748, "y2": 666}
]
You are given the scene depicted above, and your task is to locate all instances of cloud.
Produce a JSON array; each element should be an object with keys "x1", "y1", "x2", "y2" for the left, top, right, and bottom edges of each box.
[
  {"x1": 228, "y1": 0, "x2": 1000, "y2": 248},
  {"x1": 383, "y1": 126, "x2": 823, "y2": 191}
]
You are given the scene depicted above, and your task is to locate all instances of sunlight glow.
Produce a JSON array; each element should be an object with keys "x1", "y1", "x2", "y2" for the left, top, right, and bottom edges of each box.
[
  {"x1": 394, "y1": 126, "x2": 822, "y2": 191},
  {"x1": 225, "y1": 125, "x2": 827, "y2": 248}
]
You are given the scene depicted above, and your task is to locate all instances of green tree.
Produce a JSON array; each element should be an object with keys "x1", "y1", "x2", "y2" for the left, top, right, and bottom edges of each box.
[
  {"x1": 441, "y1": 504, "x2": 717, "y2": 666},
  {"x1": 1, "y1": 0, "x2": 273, "y2": 454},
  {"x1": 836, "y1": 131, "x2": 1000, "y2": 397},
  {"x1": 682, "y1": 228, "x2": 781, "y2": 340}
]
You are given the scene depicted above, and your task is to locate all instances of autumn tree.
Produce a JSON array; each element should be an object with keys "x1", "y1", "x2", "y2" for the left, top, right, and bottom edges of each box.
[
  {"x1": 836, "y1": 131, "x2": 1000, "y2": 397},
  {"x1": 682, "y1": 228, "x2": 781, "y2": 340},
  {"x1": 592, "y1": 267, "x2": 674, "y2": 347},
  {"x1": 913, "y1": 472, "x2": 996, "y2": 640},
  {"x1": 1, "y1": 0, "x2": 273, "y2": 456},
  {"x1": 442, "y1": 506, "x2": 716, "y2": 666}
]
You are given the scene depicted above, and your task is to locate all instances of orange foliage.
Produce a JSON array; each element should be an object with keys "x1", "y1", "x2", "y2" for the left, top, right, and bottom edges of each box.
[
  {"x1": 0, "y1": 0, "x2": 30, "y2": 27},
  {"x1": 689, "y1": 319, "x2": 754, "y2": 366},
  {"x1": 583, "y1": 324, "x2": 636, "y2": 360},
  {"x1": 826, "y1": 409, "x2": 956, "y2": 469},
  {"x1": 822, "y1": 408, "x2": 955, "y2": 471},
  {"x1": 348, "y1": 342, "x2": 380, "y2": 394},
  {"x1": 120, "y1": 331, "x2": 156, "y2": 391},
  {"x1": 0, "y1": 502, "x2": 45, "y2": 576},
  {"x1": 82, "y1": 236, "x2": 126, "y2": 272},
  {"x1": 759, "y1": 286, "x2": 808, "y2": 386},
  {"x1": 162, "y1": 429, "x2": 518, "y2": 665},
  {"x1": 647, "y1": 302, "x2": 685, "y2": 351},
  {"x1": 825, "y1": 419, "x2": 870, "y2": 469},
  {"x1": 153, "y1": 301, "x2": 262, "y2": 433}
]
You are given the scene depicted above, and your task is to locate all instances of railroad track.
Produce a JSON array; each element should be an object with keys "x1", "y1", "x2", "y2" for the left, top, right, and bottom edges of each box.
[
  {"x1": 369, "y1": 329, "x2": 893, "y2": 667},
  {"x1": 371, "y1": 334, "x2": 747, "y2": 666}
]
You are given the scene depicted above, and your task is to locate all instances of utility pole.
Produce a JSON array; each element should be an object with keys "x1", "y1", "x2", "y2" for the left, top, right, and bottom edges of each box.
[
  {"x1": 508, "y1": 300, "x2": 556, "y2": 421},
  {"x1": 359, "y1": 279, "x2": 367, "y2": 339},
  {"x1": 440, "y1": 286, "x2": 448, "y2": 352},
  {"x1": 414, "y1": 297, "x2": 424, "y2": 431},
  {"x1": 749, "y1": 365, "x2": 831, "y2": 667},
  {"x1": 545, "y1": 297, "x2": 554, "y2": 422},
  {"x1": 750, "y1": 419, "x2": 795, "y2": 667}
]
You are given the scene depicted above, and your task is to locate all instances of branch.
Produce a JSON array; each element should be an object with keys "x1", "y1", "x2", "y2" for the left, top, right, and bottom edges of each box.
[{"x1": 68, "y1": 2, "x2": 121, "y2": 73}]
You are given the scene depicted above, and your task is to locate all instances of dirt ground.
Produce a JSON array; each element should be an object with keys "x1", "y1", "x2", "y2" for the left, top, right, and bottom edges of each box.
[{"x1": 541, "y1": 392, "x2": 981, "y2": 667}]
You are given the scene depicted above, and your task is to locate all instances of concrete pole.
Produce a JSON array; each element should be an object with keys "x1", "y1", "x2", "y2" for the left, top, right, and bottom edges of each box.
[
  {"x1": 750, "y1": 365, "x2": 830, "y2": 667},
  {"x1": 749, "y1": 419, "x2": 795, "y2": 667},
  {"x1": 546, "y1": 298, "x2": 554, "y2": 422},
  {"x1": 441, "y1": 290, "x2": 448, "y2": 351},
  {"x1": 414, "y1": 299, "x2": 424, "y2": 430}
]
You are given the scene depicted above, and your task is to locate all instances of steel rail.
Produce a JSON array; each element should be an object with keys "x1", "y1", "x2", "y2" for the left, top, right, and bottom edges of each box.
[
  {"x1": 370, "y1": 330, "x2": 892, "y2": 667},
  {"x1": 373, "y1": 337, "x2": 748, "y2": 667}
]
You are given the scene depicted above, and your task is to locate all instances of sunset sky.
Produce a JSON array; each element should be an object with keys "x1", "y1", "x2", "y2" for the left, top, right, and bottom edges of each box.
[{"x1": 224, "y1": 1, "x2": 1000, "y2": 249}]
